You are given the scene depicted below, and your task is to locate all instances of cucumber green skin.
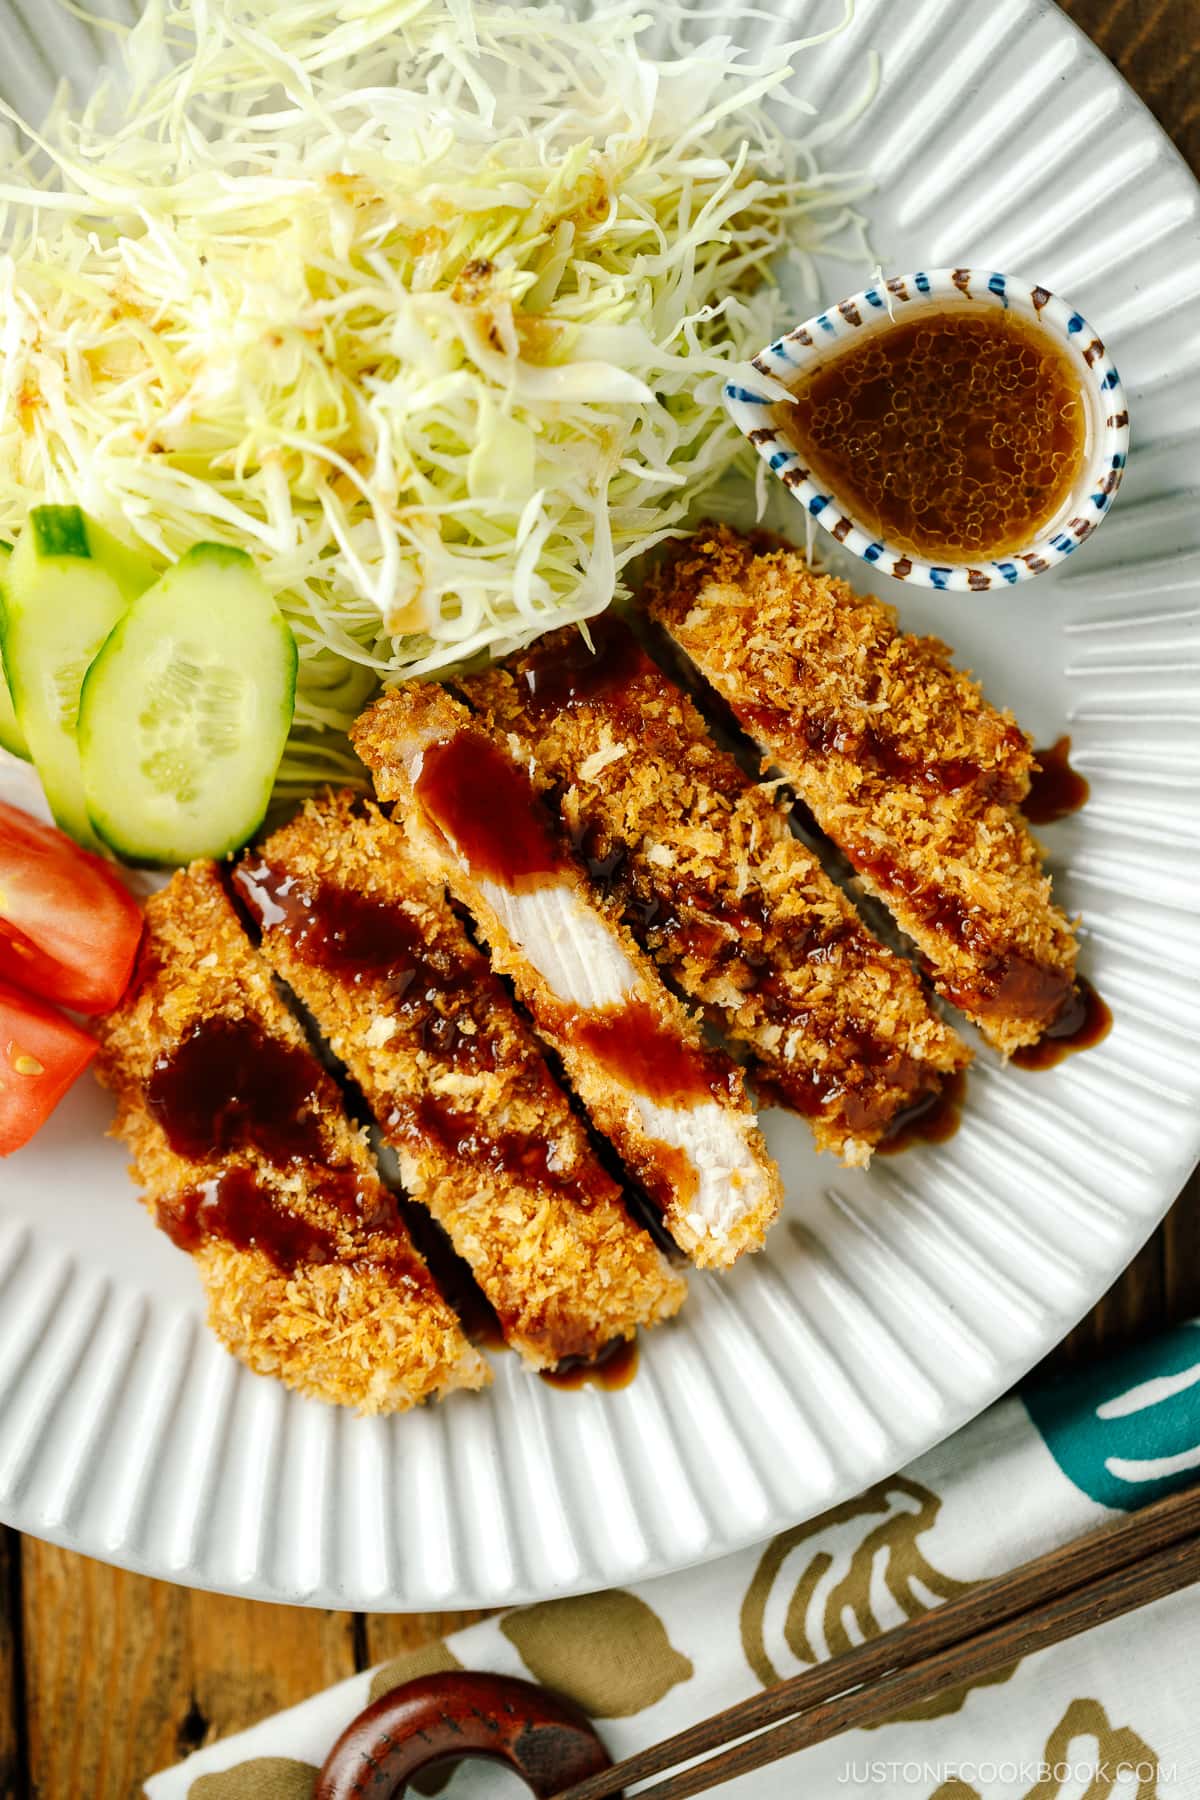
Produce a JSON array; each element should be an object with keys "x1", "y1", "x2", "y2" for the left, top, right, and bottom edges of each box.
[
  {"x1": 30, "y1": 506, "x2": 89, "y2": 561},
  {"x1": 78, "y1": 543, "x2": 298, "y2": 866},
  {"x1": 0, "y1": 546, "x2": 30, "y2": 761},
  {"x1": 25, "y1": 508, "x2": 155, "y2": 604},
  {"x1": 1, "y1": 509, "x2": 157, "y2": 845}
]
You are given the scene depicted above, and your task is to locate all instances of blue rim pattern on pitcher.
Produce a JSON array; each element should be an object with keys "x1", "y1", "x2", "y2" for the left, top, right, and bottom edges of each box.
[{"x1": 723, "y1": 268, "x2": 1131, "y2": 592}]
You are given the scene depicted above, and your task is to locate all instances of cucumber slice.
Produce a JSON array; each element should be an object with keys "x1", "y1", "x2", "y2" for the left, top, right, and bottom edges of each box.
[
  {"x1": 78, "y1": 544, "x2": 297, "y2": 865},
  {"x1": 0, "y1": 547, "x2": 30, "y2": 761},
  {"x1": 30, "y1": 507, "x2": 90, "y2": 559},
  {"x1": 1, "y1": 508, "x2": 156, "y2": 843}
]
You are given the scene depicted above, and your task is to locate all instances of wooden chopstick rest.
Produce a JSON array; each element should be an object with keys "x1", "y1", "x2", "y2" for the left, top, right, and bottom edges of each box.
[{"x1": 313, "y1": 1670, "x2": 617, "y2": 1799}]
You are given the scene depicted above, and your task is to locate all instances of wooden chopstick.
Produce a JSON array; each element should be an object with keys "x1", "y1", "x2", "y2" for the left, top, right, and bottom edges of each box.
[{"x1": 553, "y1": 1482, "x2": 1200, "y2": 1800}]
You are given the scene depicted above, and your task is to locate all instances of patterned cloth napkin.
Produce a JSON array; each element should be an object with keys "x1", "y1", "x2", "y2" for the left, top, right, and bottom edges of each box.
[{"x1": 147, "y1": 1321, "x2": 1200, "y2": 1799}]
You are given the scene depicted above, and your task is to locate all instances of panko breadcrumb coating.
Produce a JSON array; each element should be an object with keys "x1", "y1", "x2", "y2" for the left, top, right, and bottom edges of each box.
[
  {"x1": 462, "y1": 621, "x2": 968, "y2": 1166},
  {"x1": 236, "y1": 791, "x2": 685, "y2": 1369},
  {"x1": 95, "y1": 861, "x2": 488, "y2": 1413},
  {"x1": 649, "y1": 527, "x2": 1079, "y2": 1056},
  {"x1": 353, "y1": 683, "x2": 782, "y2": 1269}
]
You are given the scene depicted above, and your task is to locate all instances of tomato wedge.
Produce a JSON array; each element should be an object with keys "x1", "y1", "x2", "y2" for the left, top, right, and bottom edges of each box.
[
  {"x1": 0, "y1": 800, "x2": 143, "y2": 1013},
  {"x1": 0, "y1": 980, "x2": 96, "y2": 1155}
]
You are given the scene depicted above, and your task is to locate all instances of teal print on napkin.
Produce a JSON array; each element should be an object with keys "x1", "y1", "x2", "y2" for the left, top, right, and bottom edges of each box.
[{"x1": 1024, "y1": 1321, "x2": 1200, "y2": 1511}]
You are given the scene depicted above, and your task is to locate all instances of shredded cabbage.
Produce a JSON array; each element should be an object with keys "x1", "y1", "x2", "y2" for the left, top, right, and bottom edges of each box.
[{"x1": 0, "y1": 0, "x2": 870, "y2": 793}]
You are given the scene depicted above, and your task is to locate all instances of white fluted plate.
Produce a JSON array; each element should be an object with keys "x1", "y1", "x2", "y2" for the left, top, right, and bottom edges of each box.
[{"x1": 2, "y1": 0, "x2": 1199, "y2": 1609}]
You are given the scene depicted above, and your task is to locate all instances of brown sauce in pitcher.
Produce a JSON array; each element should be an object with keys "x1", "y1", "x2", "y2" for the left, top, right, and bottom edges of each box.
[{"x1": 777, "y1": 307, "x2": 1087, "y2": 561}]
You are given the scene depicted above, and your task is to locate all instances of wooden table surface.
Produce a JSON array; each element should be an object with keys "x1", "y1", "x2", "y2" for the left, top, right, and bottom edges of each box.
[{"x1": 3, "y1": 5, "x2": 1199, "y2": 1795}]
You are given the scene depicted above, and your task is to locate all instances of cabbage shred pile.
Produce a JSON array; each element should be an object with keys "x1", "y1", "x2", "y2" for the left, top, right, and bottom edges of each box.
[{"x1": 0, "y1": 0, "x2": 868, "y2": 792}]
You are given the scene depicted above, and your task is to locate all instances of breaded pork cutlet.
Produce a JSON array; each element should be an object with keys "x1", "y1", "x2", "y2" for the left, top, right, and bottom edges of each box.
[
  {"x1": 649, "y1": 527, "x2": 1079, "y2": 1056},
  {"x1": 353, "y1": 685, "x2": 782, "y2": 1269},
  {"x1": 234, "y1": 791, "x2": 686, "y2": 1369},
  {"x1": 95, "y1": 862, "x2": 488, "y2": 1413},
  {"x1": 461, "y1": 621, "x2": 968, "y2": 1166}
]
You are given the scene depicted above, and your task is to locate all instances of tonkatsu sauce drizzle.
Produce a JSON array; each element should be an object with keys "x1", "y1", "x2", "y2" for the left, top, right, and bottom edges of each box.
[
  {"x1": 849, "y1": 844, "x2": 1073, "y2": 1031},
  {"x1": 237, "y1": 858, "x2": 433, "y2": 992},
  {"x1": 520, "y1": 614, "x2": 648, "y2": 717},
  {"x1": 877, "y1": 1068, "x2": 966, "y2": 1155},
  {"x1": 540, "y1": 1335, "x2": 639, "y2": 1391},
  {"x1": 757, "y1": 1030, "x2": 944, "y2": 1144},
  {"x1": 416, "y1": 730, "x2": 565, "y2": 889},
  {"x1": 149, "y1": 1017, "x2": 395, "y2": 1273},
  {"x1": 148, "y1": 1018, "x2": 329, "y2": 1165},
  {"x1": 960, "y1": 950, "x2": 1075, "y2": 1030},
  {"x1": 569, "y1": 819, "x2": 777, "y2": 968},
  {"x1": 236, "y1": 858, "x2": 488, "y2": 1064},
  {"x1": 161, "y1": 1168, "x2": 356, "y2": 1272},
  {"x1": 1022, "y1": 737, "x2": 1089, "y2": 825},
  {"x1": 401, "y1": 1092, "x2": 608, "y2": 1207},
  {"x1": 570, "y1": 999, "x2": 734, "y2": 1108},
  {"x1": 1012, "y1": 975, "x2": 1111, "y2": 1070},
  {"x1": 792, "y1": 708, "x2": 1027, "y2": 805}
]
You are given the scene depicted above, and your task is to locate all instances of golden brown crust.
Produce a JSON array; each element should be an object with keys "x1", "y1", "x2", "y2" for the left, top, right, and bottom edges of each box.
[
  {"x1": 353, "y1": 684, "x2": 783, "y2": 1268},
  {"x1": 244, "y1": 792, "x2": 685, "y2": 1368},
  {"x1": 462, "y1": 627, "x2": 967, "y2": 1166},
  {"x1": 94, "y1": 861, "x2": 488, "y2": 1413},
  {"x1": 648, "y1": 527, "x2": 1079, "y2": 1055}
]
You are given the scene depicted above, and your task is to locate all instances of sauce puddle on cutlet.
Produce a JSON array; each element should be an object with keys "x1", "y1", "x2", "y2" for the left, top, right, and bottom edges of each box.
[
  {"x1": 148, "y1": 1017, "x2": 330, "y2": 1165},
  {"x1": 416, "y1": 728, "x2": 565, "y2": 888},
  {"x1": 754, "y1": 1026, "x2": 947, "y2": 1143},
  {"x1": 400, "y1": 1091, "x2": 608, "y2": 1204},
  {"x1": 518, "y1": 612, "x2": 648, "y2": 716},
  {"x1": 159, "y1": 1168, "x2": 371, "y2": 1272},
  {"x1": 236, "y1": 857, "x2": 485, "y2": 1060},
  {"x1": 237, "y1": 856, "x2": 440, "y2": 993},
  {"x1": 568, "y1": 998, "x2": 735, "y2": 1108},
  {"x1": 148, "y1": 1017, "x2": 398, "y2": 1270}
]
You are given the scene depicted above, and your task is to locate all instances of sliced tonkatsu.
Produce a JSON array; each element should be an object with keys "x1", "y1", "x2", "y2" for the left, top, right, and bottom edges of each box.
[
  {"x1": 96, "y1": 861, "x2": 489, "y2": 1413},
  {"x1": 461, "y1": 620, "x2": 968, "y2": 1165},
  {"x1": 649, "y1": 527, "x2": 1079, "y2": 1056},
  {"x1": 234, "y1": 791, "x2": 686, "y2": 1369},
  {"x1": 353, "y1": 685, "x2": 782, "y2": 1269}
]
